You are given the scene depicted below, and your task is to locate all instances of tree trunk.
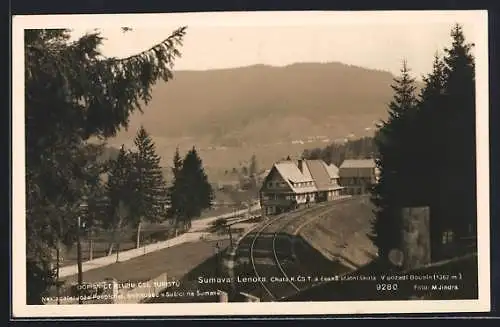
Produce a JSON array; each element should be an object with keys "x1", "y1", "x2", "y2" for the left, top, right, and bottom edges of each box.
[
  {"x1": 89, "y1": 238, "x2": 93, "y2": 261},
  {"x1": 136, "y1": 220, "x2": 142, "y2": 249},
  {"x1": 116, "y1": 240, "x2": 120, "y2": 263},
  {"x1": 107, "y1": 215, "x2": 124, "y2": 258},
  {"x1": 107, "y1": 243, "x2": 114, "y2": 257},
  {"x1": 228, "y1": 227, "x2": 233, "y2": 246}
]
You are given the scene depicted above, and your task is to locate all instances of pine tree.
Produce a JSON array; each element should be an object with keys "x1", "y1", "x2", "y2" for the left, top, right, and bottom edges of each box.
[
  {"x1": 172, "y1": 147, "x2": 183, "y2": 180},
  {"x1": 441, "y1": 24, "x2": 476, "y2": 241},
  {"x1": 104, "y1": 145, "x2": 135, "y2": 256},
  {"x1": 25, "y1": 27, "x2": 186, "y2": 303},
  {"x1": 248, "y1": 154, "x2": 259, "y2": 189},
  {"x1": 249, "y1": 154, "x2": 258, "y2": 176},
  {"x1": 370, "y1": 60, "x2": 419, "y2": 264},
  {"x1": 129, "y1": 126, "x2": 169, "y2": 248},
  {"x1": 169, "y1": 147, "x2": 214, "y2": 230},
  {"x1": 167, "y1": 147, "x2": 183, "y2": 224},
  {"x1": 415, "y1": 53, "x2": 449, "y2": 258},
  {"x1": 418, "y1": 24, "x2": 476, "y2": 256}
]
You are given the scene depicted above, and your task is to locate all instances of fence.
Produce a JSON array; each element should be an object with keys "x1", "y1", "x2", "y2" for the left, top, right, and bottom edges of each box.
[{"x1": 57, "y1": 222, "x2": 181, "y2": 268}]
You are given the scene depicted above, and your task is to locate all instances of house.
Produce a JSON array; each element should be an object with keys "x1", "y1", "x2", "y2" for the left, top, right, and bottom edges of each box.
[
  {"x1": 338, "y1": 159, "x2": 379, "y2": 196},
  {"x1": 259, "y1": 159, "x2": 344, "y2": 216}
]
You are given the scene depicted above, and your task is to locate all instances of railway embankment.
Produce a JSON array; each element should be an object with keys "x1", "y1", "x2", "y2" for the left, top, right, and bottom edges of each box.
[{"x1": 293, "y1": 195, "x2": 377, "y2": 271}]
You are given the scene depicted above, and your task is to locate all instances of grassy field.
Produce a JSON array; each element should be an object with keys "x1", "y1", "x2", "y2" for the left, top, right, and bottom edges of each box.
[
  {"x1": 56, "y1": 238, "x2": 230, "y2": 290},
  {"x1": 57, "y1": 197, "x2": 256, "y2": 268}
]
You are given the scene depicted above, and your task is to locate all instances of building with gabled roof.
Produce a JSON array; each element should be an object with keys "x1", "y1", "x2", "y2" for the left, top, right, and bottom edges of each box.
[
  {"x1": 259, "y1": 159, "x2": 344, "y2": 216},
  {"x1": 338, "y1": 158, "x2": 379, "y2": 196}
]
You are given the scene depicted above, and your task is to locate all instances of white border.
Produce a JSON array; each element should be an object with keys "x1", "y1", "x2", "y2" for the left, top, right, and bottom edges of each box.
[{"x1": 12, "y1": 10, "x2": 490, "y2": 317}]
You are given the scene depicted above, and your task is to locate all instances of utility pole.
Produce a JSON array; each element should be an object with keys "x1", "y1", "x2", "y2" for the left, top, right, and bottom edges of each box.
[
  {"x1": 214, "y1": 242, "x2": 220, "y2": 277},
  {"x1": 76, "y1": 215, "x2": 83, "y2": 304},
  {"x1": 56, "y1": 242, "x2": 60, "y2": 305},
  {"x1": 88, "y1": 227, "x2": 93, "y2": 261},
  {"x1": 56, "y1": 214, "x2": 63, "y2": 305},
  {"x1": 77, "y1": 197, "x2": 88, "y2": 304}
]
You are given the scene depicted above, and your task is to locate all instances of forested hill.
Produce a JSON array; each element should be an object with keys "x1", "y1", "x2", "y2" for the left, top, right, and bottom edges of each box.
[
  {"x1": 303, "y1": 137, "x2": 377, "y2": 167},
  {"x1": 110, "y1": 62, "x2": 395, "y2": 147}
]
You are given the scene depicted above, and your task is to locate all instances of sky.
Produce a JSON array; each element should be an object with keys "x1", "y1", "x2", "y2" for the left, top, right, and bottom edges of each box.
[{"x1": 60, "y1": 10, "x2": 487, "y2": 79}]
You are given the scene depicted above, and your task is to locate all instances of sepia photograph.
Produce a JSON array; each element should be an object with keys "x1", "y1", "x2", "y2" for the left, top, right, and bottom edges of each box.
[{"x1": 12, "y1": 10, "x2": 490, "y2": 317}]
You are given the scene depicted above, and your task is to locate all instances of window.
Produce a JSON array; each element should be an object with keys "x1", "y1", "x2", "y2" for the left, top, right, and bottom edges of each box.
[{"x1": 442, "y1": 230, "x2": 454, "y2": 244}]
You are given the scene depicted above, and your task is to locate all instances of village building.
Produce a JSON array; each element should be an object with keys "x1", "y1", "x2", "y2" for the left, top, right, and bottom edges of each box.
[
  {"x1": 338, "y1": 159, "x2": 379, "y2": 196},
  {"x1": 259, "y1": 159, "x2": 344, "y2": 216}
]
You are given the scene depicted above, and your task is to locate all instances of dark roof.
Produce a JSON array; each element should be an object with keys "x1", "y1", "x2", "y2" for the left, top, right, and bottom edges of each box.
[{"x1": 339, "y1": 159, "x2": 376, "y2": 169}]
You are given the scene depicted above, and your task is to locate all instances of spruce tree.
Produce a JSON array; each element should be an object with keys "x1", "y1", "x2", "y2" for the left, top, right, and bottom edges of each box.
[
  {"x1": 249, "y1": 154, "x2": 259, "y2": 189},
  {"x1": 441, "y1": 24, "x2": 476, "y2": 241},
  {"x1": 104, "y1": 145, "x2": 135, "y2": 255},
  {"x1": 167, "y1": 147, "x2": 183, "y2": 224},
  {"x1": 169, "y1": 147, "x2": 214, "y2": 230},
  {"x1": 129, "y1": 126, "x2": 169, "y2": 247},
  {"x1": 25, "y1": 27, "x2": 186, "y2": 303},
  {"x1": 172, "y1": 147, "x2": 183, "y2": 180},
  {"x1": 249, "y1": 154, "x2": 258, "y2": 176},
  {"x1": 370, "y1": 60, "x2": 419, "y2": 263},
  {"x1": 415, "y1": 53, "x2": 448, "y2": 257}
]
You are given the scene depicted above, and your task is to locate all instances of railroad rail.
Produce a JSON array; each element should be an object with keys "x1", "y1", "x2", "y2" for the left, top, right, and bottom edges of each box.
[{"x1": 236, "y1": 196, "x2": 360, "y2": 302}]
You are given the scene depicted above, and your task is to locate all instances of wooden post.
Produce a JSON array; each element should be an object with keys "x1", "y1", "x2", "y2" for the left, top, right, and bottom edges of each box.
[
  {"x1": 116, "y1": 240, "x2": 120, "y2": 263},
  {"x1": 218, "y1": 290, "x2": 228, "y2": 302},
  {"x1": 88, "y1": 228, "x2": 93, "y2": 261},
  {"x1": 76, "y1": 216, "x2": 83, "y2": 304},
  {"x1": 136, "y1": 220, "x2": 142, "y2": 249},
  {"x1": 56, "y1": 242, "x2": 60, "y2": 305}
]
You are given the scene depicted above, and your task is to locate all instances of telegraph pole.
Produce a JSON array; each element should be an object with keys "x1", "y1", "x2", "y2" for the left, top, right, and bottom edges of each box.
[
  {"x1": 56, "y1": 214, "x2": 63, "y2": 305},
  {"x1": 76, "y1": 215, "x2": 83, "y2": 304},
  {"x1": 56, "y1": 242, "x2": 60, "y2": 304},
  {"x1": 77, "y1": 197, "x2": 87, "y2": 304}
]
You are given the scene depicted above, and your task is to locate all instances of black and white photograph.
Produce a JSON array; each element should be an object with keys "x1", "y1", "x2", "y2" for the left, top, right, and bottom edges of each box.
[{"x1": 12, "y1": 10, "x2": 490, "y2": 317}]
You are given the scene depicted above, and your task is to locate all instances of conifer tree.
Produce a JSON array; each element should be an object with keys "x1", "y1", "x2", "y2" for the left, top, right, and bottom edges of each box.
[
  {"x1": 415, "y1": 53, "x2": 449, "y2": 256},
  {"x1": 169, "y1": 147, "x2": 214, "y2": 230},
  {"x1": 172, "y1": 147, "x2": 183, "y2": 180},
  {"x1": 129, "y1": 126, "x2": 169, "y2": 247},
  {"x1": 370, "y1": 60, "x2": 419, "y2": 263},
  {"x1": 104, "y1": 145, "x2": 135, "y2": 255},
  {"x1": 249, "y1": 154, "x2": 258, "y2": 177},
  {"x1": 25, "y1": 27, "x2": 186, "y2": 303},
  {"x1": 249, "y1": 154, "x2": 259, "y2": 189},
  {"x1": 440, "y1": 24, "x2": 476, "y2": 241}
]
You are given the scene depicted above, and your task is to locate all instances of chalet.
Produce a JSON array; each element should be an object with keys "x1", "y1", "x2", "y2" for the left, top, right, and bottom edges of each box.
[
  {"x1": 338, "y1": 159, "x2": 379, "y2": 196},
  {"x1": 259, "y1": 159, "x2": 344, "y2": 216}
]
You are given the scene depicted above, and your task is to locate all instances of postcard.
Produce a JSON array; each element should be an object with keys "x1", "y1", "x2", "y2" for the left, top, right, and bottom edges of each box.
[{"x1": 12, "y1": 10, "x2": 490, "y2": 317}]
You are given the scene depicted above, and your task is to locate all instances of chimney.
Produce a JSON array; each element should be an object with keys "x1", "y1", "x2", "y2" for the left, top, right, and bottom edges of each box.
[{"x1": 298, "y1": 159, "x2": 303, "y2": 173}]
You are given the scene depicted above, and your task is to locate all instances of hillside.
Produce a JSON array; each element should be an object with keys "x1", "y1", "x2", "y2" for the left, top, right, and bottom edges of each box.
[
  {"x1": 106, "y1": 62, "x2": 396, "y2": 180},
  {"x1": 297, "y1": 195, "x2": 377, "y2": 270}
]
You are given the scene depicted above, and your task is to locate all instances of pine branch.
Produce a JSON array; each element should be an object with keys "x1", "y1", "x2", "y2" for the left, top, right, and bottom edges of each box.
[{"x1": 109, "y1": 26, "x2": 187, "y2": 64}]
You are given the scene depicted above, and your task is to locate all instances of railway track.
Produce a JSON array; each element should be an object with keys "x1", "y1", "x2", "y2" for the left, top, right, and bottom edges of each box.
[{"x1": 234, "y1": 197, "x2": 359, "y2": 302}]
